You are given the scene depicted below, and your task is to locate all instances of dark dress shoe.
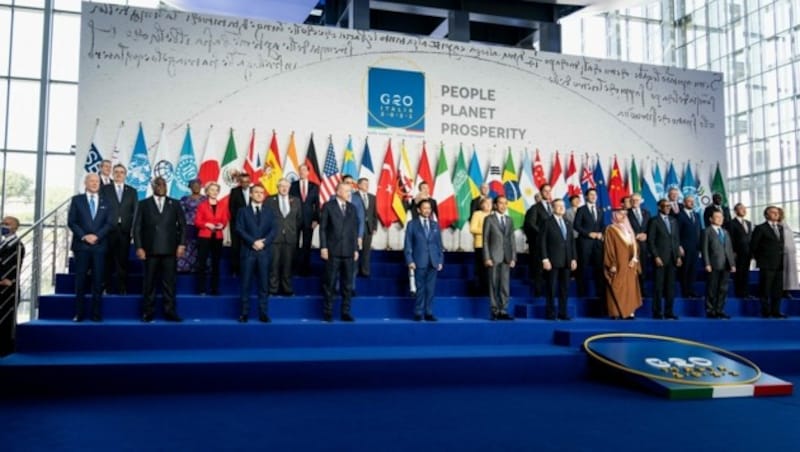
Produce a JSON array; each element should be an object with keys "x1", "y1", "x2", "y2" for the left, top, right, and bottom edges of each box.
[
  {"x1": 323, "y1": 314, "x2": 333, "y2": 323},
  {"x1": 209, "y1": 290, "x2": 220, "y2": 296},
  {"x1": 652, "y1": 314, "x2": 664, "y2": 320},
  {"x1": 72, "y1": 315, "x2": 84, "y2": 323},
  {"x1": 557, "y1": 314, "x2": 572, "y2": 321},
  {"x1": 624, "y1": 316, "x2": 635, "y2": 320},
  {"x1": 545, "y1": 314, "x2": 557, "y2": 321},
  {"x1": 718, "y1": 312, "x2": 731, "y2": 319},
  {"x1": 259, "y1": 313, "x2": 271, "y2": 323},
  {"x1": 164, "y1": 313, "x2": 183, "y2": 322},
  {"x1": 142, "y1": 314, "x2": 155, "y2": 323},
  {"x1": 424, "y1": 314, "x2": 438, "y2": 322},
  {"x1": 706, "y1": 312, "x2": 718, "y2": 319},
  {"x1": 91, "y1": 315, "x2": 102, "y2": 322},
  {"x1": 497, "y1": 313, "x2": 514, "y2": 321},
  {"x1": 282, "y1": 290, "x2": 294, "y2": 296},
  {"x1": 610, "y1": 316, "x2": 621, "y2": 320},
  {"x1": 772, "y1": 313, "x2": 788, "y2": 319},
  {"x1": 238, "y1": 315, "x2": 248, "y2": 323},
  {"x1": 119, "y1": 289, "x2": 127, "y2": 295},
  {"x1": 489, "y1": 313, "x2": 498, "y2": 321},
  {"x1": 413, "y1": 315, "x2": 423, "y2": 322},
  {"x1": 665, "y1": 314, "x2": 679, "y2": 320},
  {"x1": 341, "y1": 313, "x2": 355, "y2": 322}
]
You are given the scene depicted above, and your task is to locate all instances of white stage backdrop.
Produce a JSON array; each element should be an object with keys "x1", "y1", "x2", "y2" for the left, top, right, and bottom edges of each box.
[{"x1": 76, "y1": 3, "x2": 725, "y2": 250}]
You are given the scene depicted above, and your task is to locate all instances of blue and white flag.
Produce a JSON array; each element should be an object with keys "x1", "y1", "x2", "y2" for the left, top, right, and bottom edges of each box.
[
  {"x1": 641, "y1": 159, "x2": 659, "y2": 213},
  {"x1": 171, "y1": 126, "x2": 198, "y2": 199},
  {"x1": 358, "y1": 138, "x2": 377, "y2": 191},
  {"x1": 126, "y1": 123, "x2": 152, "y2": 200},
  {"x1": 84, "y1": 142, "x2": 103, "y2": 173}
]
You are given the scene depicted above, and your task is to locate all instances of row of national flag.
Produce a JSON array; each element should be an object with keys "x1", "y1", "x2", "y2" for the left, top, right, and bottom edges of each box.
[{"x1": 84, "y1": 124, "x2": 728, "y2": 231}]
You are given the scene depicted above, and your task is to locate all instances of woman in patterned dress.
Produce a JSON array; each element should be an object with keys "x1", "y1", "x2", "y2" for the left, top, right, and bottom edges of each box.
[{"x1": 177, "y1": 179, "x2": 205, "y2": 273}]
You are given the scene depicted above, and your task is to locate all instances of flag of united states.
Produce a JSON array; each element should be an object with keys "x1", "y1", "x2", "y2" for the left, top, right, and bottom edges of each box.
[{"x1": 319, "y1": 140, "x2": 342, "y2": 204}]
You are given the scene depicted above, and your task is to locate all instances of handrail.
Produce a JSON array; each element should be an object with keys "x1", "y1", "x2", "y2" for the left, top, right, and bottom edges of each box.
[{"x1": 15, "y1": 198, "x2": 72, "y2": 242}]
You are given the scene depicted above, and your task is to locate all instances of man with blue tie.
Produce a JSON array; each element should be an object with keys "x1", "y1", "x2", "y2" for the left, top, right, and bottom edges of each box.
[
  {"x1": 67, "y1": 173, "x2": 113, "y2": 322},
  {"x1": 574, "y1": 188, "x2": 605, "y2": 297},
  {"x1": 647, "y1": 199, "x2": 683, "y2": 319},
  {"x1": 702, "y1": 210, "x2": 736, "y2": 319},
  {"x1": 540, "y1": 199, "x2": 577, "y2": 320},
  {"x1": 404, "y1": 199, "x2": 444, "y2": 322},
  {"x1": 236, "y1": 184, "x2": 277, "y2": 323},
  {"x1": 676, "y1": 195, "x2": 702, "y2": 298}
]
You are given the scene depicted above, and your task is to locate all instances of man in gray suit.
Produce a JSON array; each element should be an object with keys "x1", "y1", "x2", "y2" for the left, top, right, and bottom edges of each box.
[
  {"x1": 482, "y1": 195, "x2": 517, "y2": 321},
  {"x1": 702, "y1": 210, "x2": 736, "y2": 319},
  {"x1": 266, "y1": 178, "x2": 302, "y2": 295}
]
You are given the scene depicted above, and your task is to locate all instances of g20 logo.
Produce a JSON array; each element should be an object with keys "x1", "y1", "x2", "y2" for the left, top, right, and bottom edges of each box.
[
  {"x1": 379, "y1": 93, "x2": 414, "y2": 108},
  {"x1": 367, "y1": 67, "x2": 425, "y2": 132},
  {"x1": 645, "y1": 357, "x2": 713, "y2": 369}
]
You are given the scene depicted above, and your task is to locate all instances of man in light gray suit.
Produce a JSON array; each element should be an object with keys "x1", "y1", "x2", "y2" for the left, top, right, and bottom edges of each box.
[
  {"x1": 483, "y1": 195, "x2": 517, "y2": 321},
  {"x1": 701, "y1": 210, "x2": 736, "y2": 319}
]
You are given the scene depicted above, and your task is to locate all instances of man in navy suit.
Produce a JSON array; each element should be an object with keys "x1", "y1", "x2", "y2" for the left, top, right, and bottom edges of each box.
[
  {"x1": 100, "y1": 164, "x2": 138, "y2": 295},
  {"x1": 289, "y1": 165, "x2": 319, "y2": 276},
  {"x1": 404, "y1": 199, "x2": 444, "y2": 321},
  {"x1": 750, "y1": 205, "x2": 787, "y2": 318},
  {"x1": 236, "y1": 184, "x2": 277, "y2": 323},
  {"x1": 133, "y1": 177, "x2": 186, "y2": 322},
  {"x1": 676, "y1": 196, "x2": 702, "y2": 298},
  {"x1": 573, "y1": 188, "x2": 605, "y2": 297},
  {"x1": 647, "y1": 199, "x2": 682, "y2": 319},
  {"x1": 628, "y1": 193, "x2": 651, "y2": 295},
  {"x1": 319, "y1": 182, "x2": 360, "y2": 322},
  {"x1": 540, "y1": 199, "x2": 577, "y2": 320},
  {"x1": 68, "y1": 173, "x2": 113, "y2": 322}
]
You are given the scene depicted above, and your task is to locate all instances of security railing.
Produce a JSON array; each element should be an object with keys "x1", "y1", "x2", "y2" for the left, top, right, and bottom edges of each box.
[{"x1": 14, "y1": 198, "x2": 72, "y2": 324}]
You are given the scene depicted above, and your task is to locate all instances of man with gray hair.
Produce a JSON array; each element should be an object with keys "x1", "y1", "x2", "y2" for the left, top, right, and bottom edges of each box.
[{"x1": 266, "y1": 178, "x2": 302, "y2": 295}]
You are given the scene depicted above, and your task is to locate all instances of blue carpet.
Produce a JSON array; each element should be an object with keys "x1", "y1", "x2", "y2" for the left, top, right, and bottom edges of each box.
[{"x1": 2, "y1": 377, "x2": 799, "y2": 452}]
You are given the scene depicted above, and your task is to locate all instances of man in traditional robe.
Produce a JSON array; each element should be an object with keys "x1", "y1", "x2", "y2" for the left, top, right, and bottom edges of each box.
[{"x1": 603, "y1": 208, "x2": 642, "y2": 319}]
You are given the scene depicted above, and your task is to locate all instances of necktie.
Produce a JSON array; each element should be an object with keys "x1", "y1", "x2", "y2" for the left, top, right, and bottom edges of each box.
[
  {"x1": 301, "y1": 181, "x2": 307, "y2": 201},
  {"x1": 340, "y1": 203, "x2": 346, "y2": 214},
  {"x1": 157, "y1": 197, "x2": 163, "y2": 213},
  {"x1": 773, "y1": 223, "x2": 781, "y2": 238},
  {"x1": 690, "y1": 211, "x2": 694, "y2": 223},
  {"x1": 255, "y1": 206, "x2": 261, "y2": 226},
  {"x1": 718, "y1": 228, "x2": 724, "y2": 244},
  {"x1": 545, "y1": 203, "x2": 551, "y2": 215},
  {"x1": 558, "y1": 217, "x2": 566, "y2": 239},
  {"x1": 89, "y1": 195, "x2": 97, "y2": 219},
  {"x1": 590, "y1": 205, "x2": 596, "y2": 221},
  {"x1": 116, "y1": 185, "x2": 123, "y2": 203},
  {"x1": 500, "y1": 215, "x2": 505, "y2": 230},
  {"x1": 423, "y1": 219, "x2": 429, "y2": 235},
  {"x1": 362, "y1": 193, "x2": 368, "y2": 209},
  {"x1": 634, "y1": 208, "x2": 641, "y2": 224},
  {"x1": 280, "y1": 197, "x2": 289, "y2": 217},
  {"x1": 663, "y1": 216, "x2": 671, "y2": 233}
]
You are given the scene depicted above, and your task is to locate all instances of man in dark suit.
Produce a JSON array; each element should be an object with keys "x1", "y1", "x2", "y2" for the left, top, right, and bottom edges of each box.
[
  {"x1": 483, "y1": 195, "x2": 517, "y2": 321},
  {"x1": 289, "y1": 164, "x2": 319, "y2": 276},
  {"x1": 750, "y1": 205, "x2": 787, "y2": 318},
  {"x1": 676, "y1": 196, "x2": 701, "y2": 298},
  {"x1": 647, "y1": 199, "x2": 682, "y2": 319},
  {"x1": 266, "y1": 178, "x2": 301, "y2": 296},
  {"x1": 319, "y1": 181, "x2": 360, "y2": 322},
  {"x1": 628, "y1": 193, "x2": 651, "y2": 295},
  {"x1": 729, "y1": 203, "x2": 754, "y2": 298},
  {"x1": 133, "y1": 177, "x2": 186, "y2": 322},
  {"x1": 523, "y1": 184, "x2": 553, "y2": 296},
  {"x1": 100, "y1": 164, "x2": 137, "y2": 294},
  {"x1": 404, "y1": 199, "x2": 444, "y2": 321},
  {"x1": 540, "y1": 198, "x2": 577, "y2": 320},
  {"x1": 67, "y1": 173, "x2": 113, "y2": 322},
  {"x1": 236, "y1": 184, "x2": 277, "y2": 322},
  {"x1": 573, "y1": 188, "x2": 605, "y2": 297},
  {"x1": 228, "y1": 172, "x2": 251, "y2": 277},
  {"x1": 0, "y1": 216, "x2": 24, "y2": 356},
  {"x1": 357, "y1": 177, "x2": 378, "y2": 277},
  {"x1": 703, "y1": 193, "x2": 731, "y2": 228},
  {"x1": 702, "y1": 210, "x2": 736, "y2": 319}
]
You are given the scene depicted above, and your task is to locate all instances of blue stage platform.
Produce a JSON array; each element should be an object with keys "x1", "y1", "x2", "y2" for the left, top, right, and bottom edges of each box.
[{"x1": 2, "y1": 250, "x2": 799, "y2": 395}]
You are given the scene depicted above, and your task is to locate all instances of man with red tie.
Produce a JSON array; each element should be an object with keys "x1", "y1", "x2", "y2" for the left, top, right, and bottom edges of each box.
[{"x1": 289, "y1": 164, "x2": 319, "y2": 276}]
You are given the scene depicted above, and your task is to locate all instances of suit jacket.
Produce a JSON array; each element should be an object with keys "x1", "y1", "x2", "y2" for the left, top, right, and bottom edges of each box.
[
  {"x1": 563, "y1": 209, "x2": 579, "y2": 238},
  {"x1": 702, "y1": 226, "x2": 735, "y2": 270},
  {"x1": 319, "y1": 198, "x2": 359, "y2": 258},
  {"x1": 0, "y1": 235, "x2": 25, "y2": 286},
  {"x1": 289, "y1": 179, "x2": 320, "y2": 228},
  {"x1": 676, "y1": 209, "x2": 701, "y2": 255},
  {"x1": 228, "y1": 186, "x2": 251, "y2": 228},
  {"x1": 750, "y1": 222, "x2": 784, "y2": 270},
  {"x1": 133, "y1": 196, "x2": 186, "y2": 255},
  {"x1": 523, "y1": 202, "x2": 552, "y2": 244},
  {"x1": 100, "y1": 183, "x2": 137, "y2": 232},
  {"x1": 703, "y1": 204, "x2": 732, "y2": 228},
  {"x1": 627, "y1": 207, "x2": 651, "y2": 235},
  {"x1": 408, "y1": 197, "x2": 438, "y2": 222},
  {"x1": 195, "y1": 198, "x2": 231, "y2": 240},
  {"x1": 404, "y1": 217, "x2": 444, "y2": 269},
  {"x1": 540, "y1": 216, "x2": 576, "y2": 268},
  {"x1": 235, "y1": 204, "x2": 277, "y2": 258},
  {"x1": 647, "y1": 214, "x2": 681, "y2": 265},
  {"x1": 482, "y1": 213, "x2": 516, "y2": 264},
  {"x1": 68, "y1": 193, "x2": 113, "y2": 252},
  {"x1": 265, "y1": 194, "x2": 302, "y2": 244},
  {"x1": 573, "y1": 204, "x2": 604, "y2": 245},
  {"x1": 358, "y1": 191, "x2": 378, "y2": 233},
  {"x1": 728, "y1": 217, "x2": 753, "y2": 257}
]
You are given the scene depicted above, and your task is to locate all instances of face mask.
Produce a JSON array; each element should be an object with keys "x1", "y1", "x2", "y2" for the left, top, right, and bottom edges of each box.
[{"x1": 1, "y1": 226, "x2": 10, "y2": 236}]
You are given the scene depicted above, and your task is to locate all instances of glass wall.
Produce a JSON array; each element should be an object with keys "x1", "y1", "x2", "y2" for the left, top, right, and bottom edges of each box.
[{"x1": 562, "y1": 0, "x2": 800, "y2": 230}]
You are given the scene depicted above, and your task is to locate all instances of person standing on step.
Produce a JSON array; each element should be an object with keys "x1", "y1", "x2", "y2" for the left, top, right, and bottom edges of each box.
[
  {"x1": 289, "y1": 164, "x2": 319, "y2": 276},
  {"x1": 729, "y1": 203, "x2": 754, "y2": 298},
  {"x1": 228, "y1": 172, "x2": 252, "y2": 277},
  {"x1": 194, "y1": 182, "x2": 229, "y2": 296},
  {"x1": 133, "y1": 177, "x2": 186, "y2": 323},
  {"x1": 778, "y1": 207, "x2": 798, "y2": 299},
  {"x1": 573, "y1": 188, "x2": 605, "y2": 298},
  {"x1": 469, "y1": 197, "x2": 493, "y2": 295},
  {"x1": 177, "y1": 179, "x2": 205, "y2": 273},
  {"x1": 266, "y1": 178, "x2": 301, "y2": 296},
  {"x1": 750, "y1": 206, "x2": 787, "y2": 318},
  {"x1": 236, "y1": 184, "x2": 277, "y2": 323},
  {"x1": 702, "y1": 210, "x2": 735, "y2": 319},
  {"x1": 627, "y1": 193, "x2": 651, "y2": 297},
  {"x1": 357, "y1": 177, "x2": 377, "y2": 278},
  {"x1": 523, "y1": 183, "x2": 553, "y2": 297},
  {"x1": 319, "y1": 181, "x2": 360, "y2": 322},
  {"x1": 541, "y1": 199, "x2": 577, "y2": 321},
  {"x1": 676, "y1": 195, "x2": 702, "y2": 298},
  {"x1": 483, "y1": 195, "x2": 516, "y2": 321},
  {"x1": 0, "y1": 216, "x2": 23, "y2": 356},
  {"x1": 100, "y1": 164, "x2": 137, "y2": 295},
  {"x1": 405, "y1": 199, "x2": 444, "y2": 322},
  {"x1": 68, "y1": 173, "x2": 113, "y2": 322},
  {"x1": 647, "y1": 199, "x2": 682, "y2": 320},
  {"x1": 604, "y1": 207, "x2": 641, "y2": 320}
]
